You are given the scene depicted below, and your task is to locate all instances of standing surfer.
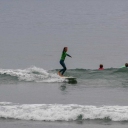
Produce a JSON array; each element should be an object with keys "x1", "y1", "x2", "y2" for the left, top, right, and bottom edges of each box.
[{"x1": 58, "y1": 47, "x2": 72, "y2": 76}]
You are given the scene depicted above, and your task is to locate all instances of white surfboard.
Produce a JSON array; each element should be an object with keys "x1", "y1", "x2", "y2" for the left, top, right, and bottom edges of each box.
[
  {"x1": 57, "y1": 72, "x2": 76, "y2": 81},
  {"x1": 63, "y1": 76, "x2": 77, "y2": 83},
  {"x1": 61, "y1": 76, "x2": 76, "y2": 80}
]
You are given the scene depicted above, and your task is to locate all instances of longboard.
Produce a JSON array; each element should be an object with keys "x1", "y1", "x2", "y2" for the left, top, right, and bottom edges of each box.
[
  {"x1": 62, "y1": 76, "x2": 77, "y2": 84},
  {"x1": 61, "y1": 76, "x2": 76, "y2": 80},
  {"x1": 57, "y1": 72, "x2": 77, "y2": 83}
]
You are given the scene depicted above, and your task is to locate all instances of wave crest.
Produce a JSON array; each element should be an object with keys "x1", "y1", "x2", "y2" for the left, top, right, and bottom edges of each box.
[{"x1": 0, "y1": 66, "x2": 64, "y2": 83}]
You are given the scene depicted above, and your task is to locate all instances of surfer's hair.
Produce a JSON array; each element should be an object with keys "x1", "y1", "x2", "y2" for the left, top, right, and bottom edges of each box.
[
  {"x1": 62, "y1": 47, "x2": 67, "y2": 53},
  {"x1": 125, "y1": 63, "x2": 128, "y2": 67},
  {"x1": 100, "y1": 64, "x2": 103, "y2": 68}
]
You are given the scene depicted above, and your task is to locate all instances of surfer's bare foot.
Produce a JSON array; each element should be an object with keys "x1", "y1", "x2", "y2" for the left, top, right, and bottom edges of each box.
[
  {"x1": 58, "y1": 71, "x2": 60, "y2": 75},
  {"x1": 58, "y1": 72, "x2": 63, "y2": 77}
]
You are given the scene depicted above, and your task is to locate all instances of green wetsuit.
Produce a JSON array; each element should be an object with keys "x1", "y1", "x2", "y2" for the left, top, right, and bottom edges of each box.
[
  {"x1": 60, "y1": 51, "x2": 71, "y2": 61},
  {"x1": 121, "y1": 65, "x2": 128, "y2": 68}
]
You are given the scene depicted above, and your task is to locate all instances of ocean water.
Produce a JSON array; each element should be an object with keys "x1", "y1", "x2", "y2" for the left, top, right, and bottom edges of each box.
[{"x1": 0, "y1": 0, "x2": 128, "y2": 128}]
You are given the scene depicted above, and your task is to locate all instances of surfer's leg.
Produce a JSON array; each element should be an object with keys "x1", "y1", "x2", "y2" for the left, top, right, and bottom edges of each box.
[
  {"x1": 59, "y1": 60, "x2": 64, "y2": 73},
  {"x1": 59, "y1": 60, "x2": 66, "y2": 75},
  {"x1": 61, "y1": 62, "x2": 67, "y2": 75}
]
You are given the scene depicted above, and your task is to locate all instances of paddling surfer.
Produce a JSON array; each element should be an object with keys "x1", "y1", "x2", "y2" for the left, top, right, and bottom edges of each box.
[
  {"x1": 99, "y1": 64, "x2": 104, "y2": 70},
  {"x1": 121, "y1": 63, "x2": 128, "y2": 68}
]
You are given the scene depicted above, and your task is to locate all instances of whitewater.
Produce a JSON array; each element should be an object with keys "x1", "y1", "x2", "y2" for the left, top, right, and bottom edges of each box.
[
  {"x1": 0, "y1": 66, "x2": 128, "y2": 123},
  {"x1": 0, "y1": 67, "x2": 64, "y2": 83},
  {"x1": 0, "y1": 102, "x2": 128, "y2": 122}
]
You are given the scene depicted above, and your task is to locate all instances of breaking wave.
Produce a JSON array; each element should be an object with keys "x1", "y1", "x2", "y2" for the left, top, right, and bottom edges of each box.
[
  {"x1": 0, "y1": 102, "x2": 128, "y2": 122},
  {"x1": 0, "y1": 66, "x2": 64, "y2": 83},
  {"x1": 0, "y1": 66, "x2": 128, "y2": 84}
]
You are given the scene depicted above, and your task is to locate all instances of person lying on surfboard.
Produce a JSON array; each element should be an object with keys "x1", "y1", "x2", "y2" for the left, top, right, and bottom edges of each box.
[
  {"x1": 58, "y1": 47, "x2": 72, "y2": 76},
  {"x1": 121, "y1": 63, "x2": 128, "y2": 68}
]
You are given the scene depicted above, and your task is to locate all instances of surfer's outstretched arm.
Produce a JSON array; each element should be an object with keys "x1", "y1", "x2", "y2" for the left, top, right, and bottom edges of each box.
[{"x1": 66, "y1": 54, "x2": 72, "y2": 58}]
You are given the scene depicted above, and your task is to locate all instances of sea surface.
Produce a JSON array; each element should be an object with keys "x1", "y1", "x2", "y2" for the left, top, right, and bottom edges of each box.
[{"x1": 0, "y1": 0, "x2": 128, "y2": 128}]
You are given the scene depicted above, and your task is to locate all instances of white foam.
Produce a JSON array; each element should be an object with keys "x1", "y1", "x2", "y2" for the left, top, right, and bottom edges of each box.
[
  {"x1": 0, "y1": 102, "x2": 128, "y2": 121},
  {"x1": 0, "y1": 66, "x2": 64, "y2": 83}
]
